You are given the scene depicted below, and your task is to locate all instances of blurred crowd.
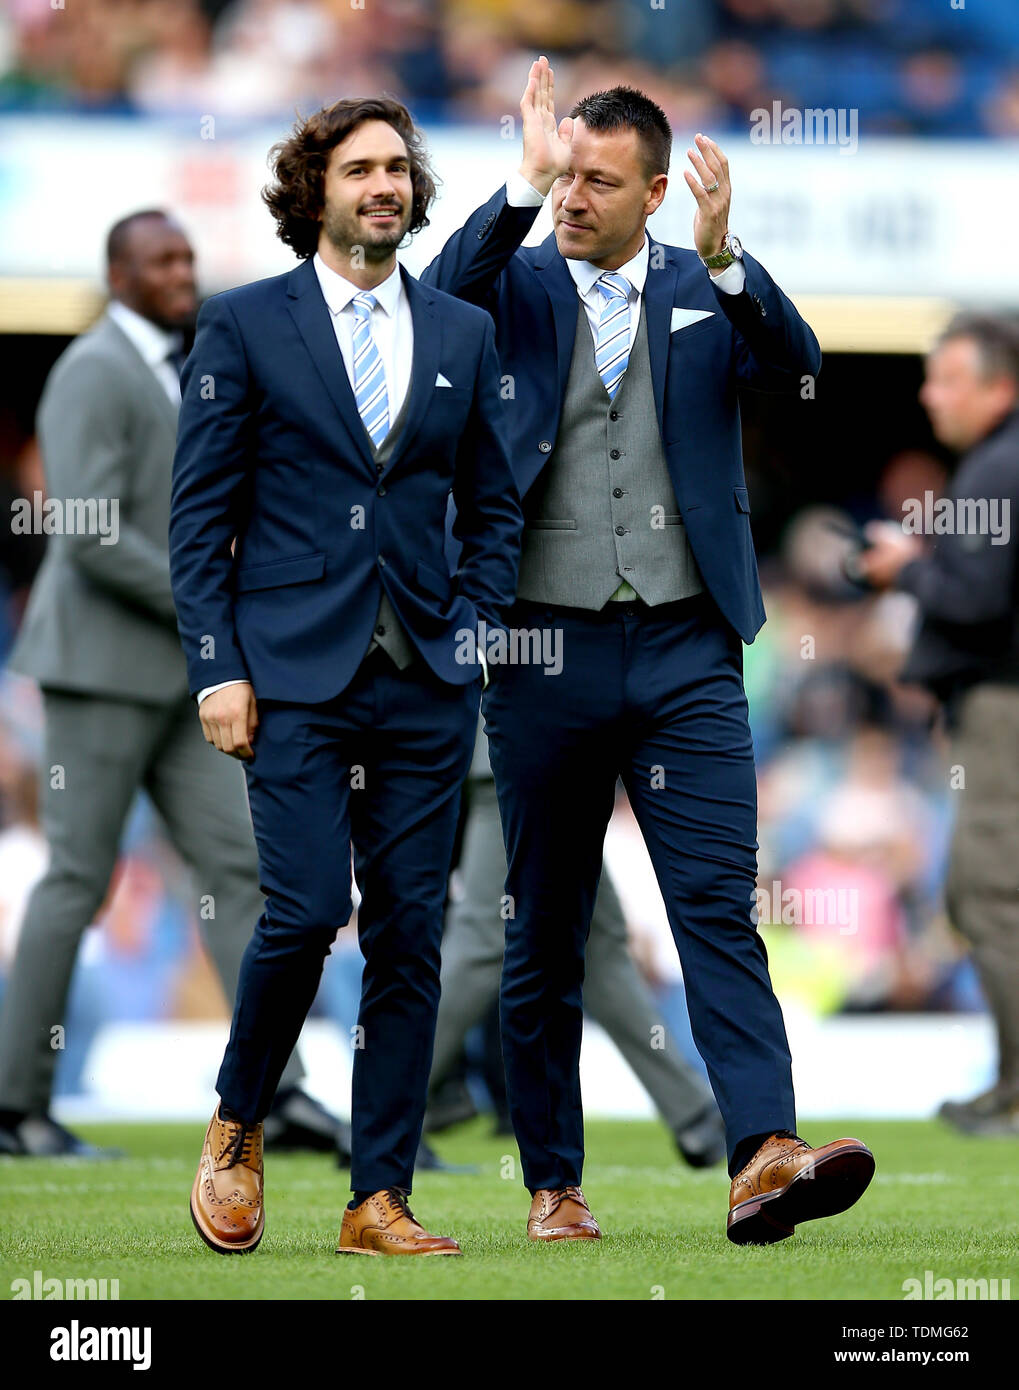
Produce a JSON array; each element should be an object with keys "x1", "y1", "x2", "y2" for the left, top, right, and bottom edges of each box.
[
  {"x1": 0, "y1": 2, "x2": 1009, "y2": 1111},
  {"x1": 1, "y1": 0, "x2": 1018, "y2": 136},
  {"x1": 0, "y1": 448, "x2": 985, "y2": 1101},
  {"x1": 604, "y1": 459, "x2": 986, "y2": 1037}
]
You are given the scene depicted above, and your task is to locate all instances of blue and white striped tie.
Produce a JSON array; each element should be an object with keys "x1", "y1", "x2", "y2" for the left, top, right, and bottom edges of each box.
[
  {"x1": 351, "y1": 292, "x2": 389, "y2": 447},
  {"x1": 594, "y1": 271, "x2": 632, "y2": 399}
]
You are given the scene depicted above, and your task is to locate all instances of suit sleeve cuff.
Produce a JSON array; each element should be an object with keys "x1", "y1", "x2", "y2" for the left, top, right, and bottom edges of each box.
[
  {"x1": 505, "y1": 172, "x2": 547, "y2": 208},
  {"x1": 708, "y1": 261, "x2": 746, "y2": 295},
  {"x1": 197, "y1": 678, "x2": 248, "y2": 706}
]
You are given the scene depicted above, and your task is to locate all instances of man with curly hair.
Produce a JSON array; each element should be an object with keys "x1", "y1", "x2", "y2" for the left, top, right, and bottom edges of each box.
[{"x1": 170, "y1": 96, "x2": 523, "y2": 1257}]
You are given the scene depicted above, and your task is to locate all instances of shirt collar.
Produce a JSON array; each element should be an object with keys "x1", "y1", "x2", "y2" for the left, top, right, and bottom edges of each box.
[
  {"x1": 107, "y1": 300, "x2": 182, "y2": 368},
  {"x1": 313, "y1": 253, "x2": 402, "y2": 318},
  {"x1": 566, "y1": 234, "x2": 650, "y2": 301}
]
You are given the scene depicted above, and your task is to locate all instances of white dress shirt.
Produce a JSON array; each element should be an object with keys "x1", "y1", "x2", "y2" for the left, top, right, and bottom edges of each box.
[
  {"x1": 107, "y1": 299, "x2": 183, "y2": 404},
  {"x1": 564, "y1": 233, "x2": 651, "y2": 344},
  {"x1": 311, "y1": 252, "x2": 413, "y2": 419},
  {"x1": 503, "y1": 172, "x2": 744, "y2": 602},
  {"x1": 197, "y1": 257, "x2": 415, "y2": 706}
]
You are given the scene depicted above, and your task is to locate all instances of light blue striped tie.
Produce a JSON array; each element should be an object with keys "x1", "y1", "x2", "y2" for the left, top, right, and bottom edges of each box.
[
  {"x1": 594, "y1": 271, "x2": 632, "y2": 399},
  {"x1": 351, "y1": 292, "x2": 389, "y2": 447}
]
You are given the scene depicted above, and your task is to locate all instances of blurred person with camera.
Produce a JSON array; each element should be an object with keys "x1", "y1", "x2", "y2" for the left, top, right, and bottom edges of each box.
[
  {"x1": 858, "y1": 312, "x2": 1019, "y2": 1135},
  {"x1": 0, "y1": 211, "x2": 343, "y2": 1160}
]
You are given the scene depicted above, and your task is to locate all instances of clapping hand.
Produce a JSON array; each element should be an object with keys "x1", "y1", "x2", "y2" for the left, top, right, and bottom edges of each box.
[{"x1": 518, "y1": 55, "x2": 574, "y2": 198}]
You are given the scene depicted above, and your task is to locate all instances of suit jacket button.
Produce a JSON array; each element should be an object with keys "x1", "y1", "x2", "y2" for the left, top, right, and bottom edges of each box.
[{"x1": 538, "y1": 440, "x2": 552, "y2": 453}]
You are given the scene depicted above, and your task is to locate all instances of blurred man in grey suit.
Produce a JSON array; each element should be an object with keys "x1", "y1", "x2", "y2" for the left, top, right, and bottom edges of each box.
[{"x1": 0, "y1": 210, "x2": 341, "y2": 1158}]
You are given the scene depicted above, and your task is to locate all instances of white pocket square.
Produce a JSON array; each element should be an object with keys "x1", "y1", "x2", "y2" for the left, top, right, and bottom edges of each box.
[
  {"x1": 435, "y1": 372, "x2": 452, "y2": 387},
  {"x1": 671, "y1": 307, "x2": 715, "y2": 334}
]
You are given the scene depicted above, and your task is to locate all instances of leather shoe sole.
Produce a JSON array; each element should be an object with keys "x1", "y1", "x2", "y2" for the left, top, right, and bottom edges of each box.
[
  {"x1": 528, "y1": 1223, "x2": 601, "y2": 1242},
  {"x1": 335, "y1": 1243, "x2": 461, "y2": 1256},
  {"x1": 189, "y1": 1165, "x2": 264, "y2": 1256},
  {"x1": 727, "y1": 1141, "x2": 875, "y2": 1246}
]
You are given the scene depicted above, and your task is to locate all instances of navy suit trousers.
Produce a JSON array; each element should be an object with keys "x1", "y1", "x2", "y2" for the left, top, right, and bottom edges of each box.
[
  {"x1": 216, "y1": 652, "x2": 478, "y2": 1193},
  {"x1": 482, "y1": 594, "x2": 796, "y2": 1191}
]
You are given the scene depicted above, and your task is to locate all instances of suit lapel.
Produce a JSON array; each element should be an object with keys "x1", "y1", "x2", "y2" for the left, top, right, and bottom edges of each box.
[
  {"x1": 535, "y1": 234, "x2": 679, "y2": 435},
  {"x1": 101, "y1": 314, "x2": 179, "y2": 433},
  {"x1": 380, "y1": 267, "x2": 441, "y2": 479},
  {"x1": 534, "y1": 235, "x2": 583, "y2": 406},
  {"x1": 642, "y1": 239, "x2": 680, "y2": 435},
  {"x1": 284, "y1": 258, "x2": 375, "y2": 475}
]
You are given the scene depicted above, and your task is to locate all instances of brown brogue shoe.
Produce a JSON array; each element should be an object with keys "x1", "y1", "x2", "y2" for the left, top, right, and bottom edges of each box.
[
  {"x1": 527, "y1": 1186, "x2": 602, "y2": 1241},
  {"x1": 727, "y1": 1133, "x2": 875, "y2": 1246},
  {"x1": 189, "y1": 1107, "x2": 264, "y2": 1254},
  {"x1": 336, "y1": 1189, "x2": 462, "y2": 1256}
]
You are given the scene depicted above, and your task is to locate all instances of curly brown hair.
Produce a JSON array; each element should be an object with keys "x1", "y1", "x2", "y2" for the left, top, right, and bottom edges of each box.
[{"x1": 262, "y1": 97, "x2": 438, "y2": 259}]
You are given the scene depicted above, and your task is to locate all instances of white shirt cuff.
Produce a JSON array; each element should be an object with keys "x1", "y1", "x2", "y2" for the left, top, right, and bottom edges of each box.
[
  {"x1": 505, "y1": 172, "x2": 547, "y2": 208},
  {"x1": 709, "y1": 261, "x2": 746, "y2": 294},
  {"x1": 197, "y1": 679, "x2": 248, "y2": 706}
]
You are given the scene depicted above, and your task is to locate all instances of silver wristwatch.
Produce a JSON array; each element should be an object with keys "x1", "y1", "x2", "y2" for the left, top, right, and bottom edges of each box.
[{"x1": 700, "y1": 233, "x2": 743, "y2": 270}]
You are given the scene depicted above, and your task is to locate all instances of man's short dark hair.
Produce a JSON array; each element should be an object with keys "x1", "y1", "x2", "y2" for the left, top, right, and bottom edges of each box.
[
  {"x1": 106, "y1": 210, "x2": 170, "y2": 267},
  {"x1": 936, "y1": 312, "x2": 1019, "y2": 388},
  {"x1": 262, "y1": 96, "x2": 437, "y2": 259},
  {"x1": 569, "y1": 85, "x2": 672, "y2": 179}
]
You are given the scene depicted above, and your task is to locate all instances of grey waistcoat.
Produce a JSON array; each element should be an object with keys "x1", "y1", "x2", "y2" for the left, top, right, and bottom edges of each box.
[
  {"x1": 362, "y1": 390, "x2": 415, "y2": 670},
  {"x1": 516, "y1": 300, "x2": 702, "y2": 609}
]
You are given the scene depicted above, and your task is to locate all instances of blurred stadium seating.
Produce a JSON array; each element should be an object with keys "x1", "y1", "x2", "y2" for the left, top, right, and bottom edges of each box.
[{"x1": 2, "y1": 0, "x2": 1018, "y2": 136}]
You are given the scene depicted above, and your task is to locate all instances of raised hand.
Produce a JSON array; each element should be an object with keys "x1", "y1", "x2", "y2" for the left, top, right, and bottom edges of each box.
[
  {"x1": 683, "y1": 133, "x2": 732, "y2": 260},
  {"x1": 518, "y1": 55, "x2": 574, "y2": 197}
]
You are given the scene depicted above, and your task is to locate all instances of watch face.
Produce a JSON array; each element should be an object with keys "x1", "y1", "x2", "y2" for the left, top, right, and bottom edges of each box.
[{"x1": 727, "y1": 234, "x2": 743, "y2": 259}]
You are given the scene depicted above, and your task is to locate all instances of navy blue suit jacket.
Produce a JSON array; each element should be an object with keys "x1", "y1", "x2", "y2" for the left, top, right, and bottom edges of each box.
[
  {"x1": 422, "y1": 187, "x2": 821, "y2": 643},
  {"x1": 169, "y1": 258, "x2": 522, "y2": 702}
]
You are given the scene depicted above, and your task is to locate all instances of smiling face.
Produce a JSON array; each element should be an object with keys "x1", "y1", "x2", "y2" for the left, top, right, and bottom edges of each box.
[
  {"x1": 551, "y1": 118, "x2": 667, "y2": 269},
  {"x1": 319, "y1": 119, "x2": 414, "y2": 267},
  {"x1": 107, "y1": 215, "x2": 197, "y2": 331}
]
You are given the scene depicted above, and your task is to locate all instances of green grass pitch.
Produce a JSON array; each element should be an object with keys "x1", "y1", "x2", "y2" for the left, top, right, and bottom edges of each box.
[{"x1": 1, "y1": 1119, "x2": 1015, "y2": 1301}]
